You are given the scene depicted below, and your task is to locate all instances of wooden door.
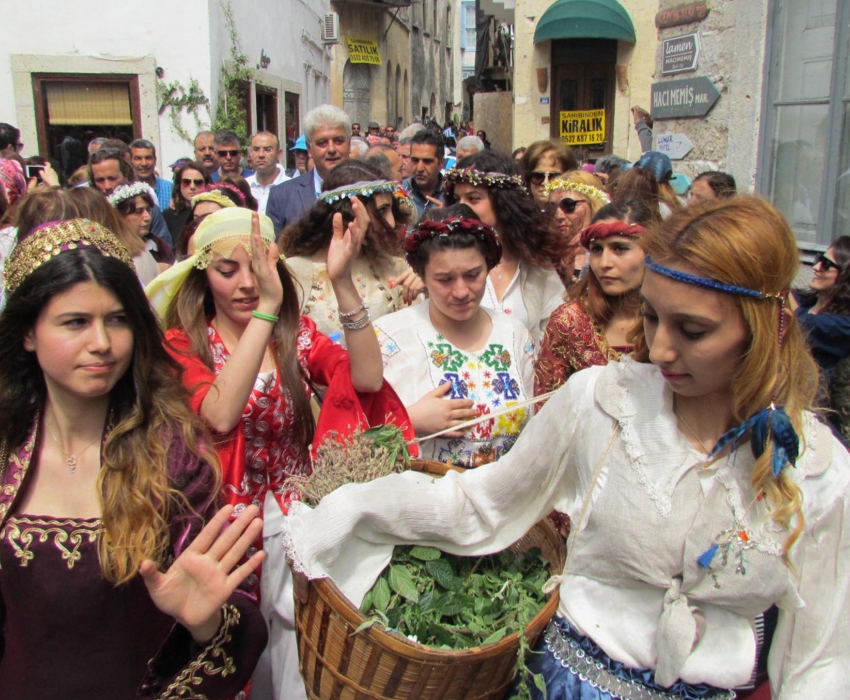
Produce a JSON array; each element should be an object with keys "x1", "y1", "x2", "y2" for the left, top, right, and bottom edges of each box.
[{"x1": 550, "y1": 39, "x2": 617, "y2": 156}]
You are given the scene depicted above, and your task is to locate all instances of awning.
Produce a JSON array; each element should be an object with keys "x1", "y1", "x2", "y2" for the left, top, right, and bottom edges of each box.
[{"x1": 533, "y1": 0, "x2": 636, "y2": 43}]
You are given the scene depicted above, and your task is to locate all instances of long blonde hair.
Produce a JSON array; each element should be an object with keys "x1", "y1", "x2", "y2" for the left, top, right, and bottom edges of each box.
[{"x1": 635, "y1": 196, "x2": 818, "y2": 555}]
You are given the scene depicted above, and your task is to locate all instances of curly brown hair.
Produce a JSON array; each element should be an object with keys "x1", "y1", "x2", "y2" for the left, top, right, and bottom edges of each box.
[
  {"x1": 446, "y1": 151, "x2": 572, "y2": 270},
  {"x1": 280, "y1": 159, "x2": 409, "y2": 258}
]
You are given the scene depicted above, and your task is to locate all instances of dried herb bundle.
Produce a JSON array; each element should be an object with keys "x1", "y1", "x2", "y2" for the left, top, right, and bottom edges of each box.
[
  {"x1": 283, "y1": 425, "x2": 410, "y2": 506},
  {"x1": 357, "y1": 546, "x2": 550, "y2": 699}
]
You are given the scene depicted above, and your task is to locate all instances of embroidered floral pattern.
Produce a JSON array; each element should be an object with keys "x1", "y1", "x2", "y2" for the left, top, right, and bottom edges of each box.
[
  {"x1": 1, "y1": 516, "x2": 102, "y2": 569},
  {"x1": 207, "y1": 323, "x2": 312, "y2": 512},
  {"x1": 155, "y1": 603, "x2": 241, "y2": 699}
]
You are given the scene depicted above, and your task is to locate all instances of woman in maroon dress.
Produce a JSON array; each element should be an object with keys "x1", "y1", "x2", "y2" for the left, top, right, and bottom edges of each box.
[
  {"x1": 535, "y1": 198, "x2": 652, "y2": 399},
  {"x1": 0, "y1": 219, "x2": 267, "y2": 699}
]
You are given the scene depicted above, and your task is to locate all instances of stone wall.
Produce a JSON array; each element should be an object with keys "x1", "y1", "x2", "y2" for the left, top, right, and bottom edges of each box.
[
  {"x1": 472, "y1": 91, "x2": 513, "y2": 154},
  {"x1": 652, "y1": 0, "x2": 770, "y2": 191}
]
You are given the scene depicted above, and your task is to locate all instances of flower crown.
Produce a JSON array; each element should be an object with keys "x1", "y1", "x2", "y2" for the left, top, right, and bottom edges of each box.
[
  {"x1": 319, "y1": 180, "x2": 397, "y2": 204},
  {"x1": 208, "y1": 183, "x2": 246, "y2": 204},
  {"x1": 444, "y1": 167, "x2": 526, "y2": 191},
  {"x1": 544, "y1": 179, "x2": 609, "y2": 204},
  {"x1": 403, "y1": 217, "x2": 502, "y2": 269},
  {"x1": 579, "y1": 220, "x2": 647, "y2": 248},
  {"x1": 107, "y1": 182, "x2": 157, "y2": 207},
  {"x1": 5, "y1": 219, "x2": 134, "y2": 296}
]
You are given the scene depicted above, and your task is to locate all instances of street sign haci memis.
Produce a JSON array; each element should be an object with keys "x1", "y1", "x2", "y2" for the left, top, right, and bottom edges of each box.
[{"x1": 650, "y1": 76, "x2": 720, "y2": 119}]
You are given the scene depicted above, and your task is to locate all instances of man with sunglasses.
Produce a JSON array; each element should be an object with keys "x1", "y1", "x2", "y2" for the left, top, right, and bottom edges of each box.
[
  {"x1": 210, "y1": 130, "x2": 254, "y2": 183},
  {"x1": 245, "y1": 132, "x2": 289, "y2": 214}
]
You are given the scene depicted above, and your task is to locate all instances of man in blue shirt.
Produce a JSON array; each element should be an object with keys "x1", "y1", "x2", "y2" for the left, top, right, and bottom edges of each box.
[
  {"x1": 402, "y1": 129, "x2": 446, "y2": 221},
  {"x1": 129, "y1": 138, "x2": 172, "y2": 211}
]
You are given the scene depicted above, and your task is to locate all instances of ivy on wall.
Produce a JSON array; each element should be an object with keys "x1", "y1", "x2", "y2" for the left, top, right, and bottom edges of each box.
[
  {"x1": 156, "y1": 78, "x2": 210, "y2": 145},
  {"x1": 211, "y1": 0, "x2": 253, "y2": 145}
]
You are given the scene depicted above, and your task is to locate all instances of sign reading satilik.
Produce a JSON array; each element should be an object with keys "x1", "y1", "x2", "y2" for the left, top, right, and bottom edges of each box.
[
  {"x1": 661, "y1": 33, "x2": 700, "y2": 75},
  {"x1": 346, "y1": 37, "x2": 382, "y2": 65},
  {"x1": 559, "y1": 109, "x2": 605, "y2": 145}
]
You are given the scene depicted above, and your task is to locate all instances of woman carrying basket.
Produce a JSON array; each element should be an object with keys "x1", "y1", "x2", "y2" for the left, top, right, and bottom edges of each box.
[{"x1": 283, "y1": 197, "x2": 850, "y2": 699}]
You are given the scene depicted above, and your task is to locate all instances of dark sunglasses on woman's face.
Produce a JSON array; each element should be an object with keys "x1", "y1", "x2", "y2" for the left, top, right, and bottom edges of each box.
[
  {"x1": 814, "y1": 252, "x2": 841, "y2": 273},
  {"x1": 181, "y1": 178, "x2": 205, "y2": 186},
  {"x1": 529, "y1": 170, "x2": 562, "y2": 187},
  {"x1": 552, "y1": 198, "x2": 584, "y2": 215}
]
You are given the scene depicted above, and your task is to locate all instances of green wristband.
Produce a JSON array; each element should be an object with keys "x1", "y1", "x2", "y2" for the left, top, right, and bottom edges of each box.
[{"x1": 252, "y1": 311, "x2": 279, "y2": 323}]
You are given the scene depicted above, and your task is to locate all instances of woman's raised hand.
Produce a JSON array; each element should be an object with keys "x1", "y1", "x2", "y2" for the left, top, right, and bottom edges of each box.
[
  {"x1": 250, "y1": 212, "x2": 283, "y2": 316},
  {"x1": 140, "y1": 505, "x2": 265, "y2": 644},
  {"x1": 407, "y1": 381, "x2": 477, "y2": 438},
  {"x1": 327, "y1": 196, "x2": 369, "y2": 283},
  {"x1": 388, "y1": 266, "x2": 426, "y2": 304}
]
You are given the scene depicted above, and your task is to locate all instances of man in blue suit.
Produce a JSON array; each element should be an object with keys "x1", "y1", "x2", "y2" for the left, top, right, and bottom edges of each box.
[{"x1": 266, "y1": 104, "x2": 351, "y2": 235}]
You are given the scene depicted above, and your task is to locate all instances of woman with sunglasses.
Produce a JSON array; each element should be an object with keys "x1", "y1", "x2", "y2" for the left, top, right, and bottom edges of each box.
[
  {"x1": 109, "y1": 182, "x2": 175, "y2": 271},
  {"x1": 446, "y1": 151, "x2": 571, "y2": 347},
  {"x1": 519, "y1": 140, "x2": 579, "y2": 205},
  {"x1": 164, "y1": 160, "x2": 212, "y2": 241},
  {"x1": 791, "y1": 237, "x2": 850, "y2": 440},
  {"x1": 545, "y1": 172, "x2": 610, "y2": 282}
]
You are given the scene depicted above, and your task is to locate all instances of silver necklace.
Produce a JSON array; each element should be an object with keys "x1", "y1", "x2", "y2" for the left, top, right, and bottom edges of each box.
[
  {"x1": 673, "y1": 406, "x2": 712, "y2": 455},
  {"x1": 45, "y1": 421, "x2": 101, "y2": 475}
]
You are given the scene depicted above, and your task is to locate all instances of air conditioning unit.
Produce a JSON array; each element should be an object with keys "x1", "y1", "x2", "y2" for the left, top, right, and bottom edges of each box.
[{"x1": 322, "y1": 13, "x2": 340, "y2": 44}]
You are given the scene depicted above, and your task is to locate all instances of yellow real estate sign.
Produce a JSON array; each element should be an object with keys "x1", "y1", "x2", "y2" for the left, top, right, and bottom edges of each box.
[
  {"x1": 559, "y1": 109, "x2": 605, "y2": 145},
  {"x1": 347, "y1": 38, "x2": 382, "y2": 65}
]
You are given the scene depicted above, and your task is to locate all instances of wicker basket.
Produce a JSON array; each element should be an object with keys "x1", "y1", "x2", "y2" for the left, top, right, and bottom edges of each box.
[{"x1": 294, "y1": 459, "x2": 566, "y2": 700}]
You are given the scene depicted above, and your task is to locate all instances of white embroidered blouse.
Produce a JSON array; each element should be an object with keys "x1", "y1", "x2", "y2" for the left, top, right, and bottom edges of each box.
[
  {"x1": 282, "y1": 358, "x2": 850, "y2": 698},
  {"x1": 374, "y1": 302, "x2": 535, "y2": 467}
]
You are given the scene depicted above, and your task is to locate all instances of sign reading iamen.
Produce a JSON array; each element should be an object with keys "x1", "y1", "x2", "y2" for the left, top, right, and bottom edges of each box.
[
  {"x1": 559, "y1": 109, "x2": 605, "y2": 145},
  {"x1": 346, "y1": 37, "x2": 382, "y2": 65}
]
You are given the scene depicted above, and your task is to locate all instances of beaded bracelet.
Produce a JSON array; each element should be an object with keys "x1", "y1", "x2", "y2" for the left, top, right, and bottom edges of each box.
[
  {"x1": 338, "y1": 302, "x2": 367, "y2": 319},
  {"x1": 339, "y1": 308, "x2": 372, "y2": 330},
  {"x1": 252, "y1": 310, "x2": 279, "y2": 323}
]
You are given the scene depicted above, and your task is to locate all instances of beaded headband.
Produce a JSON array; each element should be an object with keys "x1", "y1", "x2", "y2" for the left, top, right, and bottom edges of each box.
[
  {"x1": 5, "y1": 219, "x2": 135, "y2": 296},
  {"x1": 544, "y1": 179, "x2": 609, "y2": 204},
  {"x1": 403, "y1": 217, "x2": 502, "y2": 269},
  {"x1": 644, "y1": 255, "x2": 797, "y2": 490},
  {"x1": 580, "y1": 221, "x2": 648, "y2": 249},
  {"x1": 319, "y1": 179, "x2": 397, "y2": 204},
  {"x1": 190, "y1": 189, "x2": 237, "y2": 210},
  {"x1": 444, "y1": 167, "x2": 526, "y2": 191},
  {"x1": 107, "y1": 182, "x2": 157, "y2": 207},
  {"x1": 644, "y1": 255, "x2": 783, "y2": 300}
]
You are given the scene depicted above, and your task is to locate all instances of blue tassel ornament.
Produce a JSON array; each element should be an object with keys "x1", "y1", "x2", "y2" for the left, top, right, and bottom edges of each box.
[{"x1": 697, "y1": 543, "x2": 719, "y2": 569}]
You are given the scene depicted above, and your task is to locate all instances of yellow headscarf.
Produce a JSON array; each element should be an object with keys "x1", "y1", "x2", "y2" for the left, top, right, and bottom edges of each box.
[{"x1": 145, "y1": 207, "x2": 276, "y2": 317}]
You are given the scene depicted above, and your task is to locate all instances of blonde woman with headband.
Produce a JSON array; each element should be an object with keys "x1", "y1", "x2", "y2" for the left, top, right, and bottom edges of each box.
[
  {"x1": 284, "y1": 197, "x2": 850, "y2": 699},
  {"x1": 147, "y1": 205, "x2": 405, "y2": 700},
  {"x1": 545, "y1": 171, "x2": 610, "y2": 282}
]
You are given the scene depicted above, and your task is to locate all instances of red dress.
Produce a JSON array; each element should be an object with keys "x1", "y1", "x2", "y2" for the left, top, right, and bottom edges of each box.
[{"x1": 165, "y1": 317, "x2": 415, "y2": 519}]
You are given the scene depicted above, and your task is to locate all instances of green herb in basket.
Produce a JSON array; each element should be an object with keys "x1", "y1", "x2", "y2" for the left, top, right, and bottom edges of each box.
[{"x1": 357, "y1": 545, "x2": 550, "y2": 700}]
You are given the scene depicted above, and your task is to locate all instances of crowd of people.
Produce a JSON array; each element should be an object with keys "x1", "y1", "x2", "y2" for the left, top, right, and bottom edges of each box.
[{"x1": 0, "y1": 107, "x2": 847, "y2": 700}]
